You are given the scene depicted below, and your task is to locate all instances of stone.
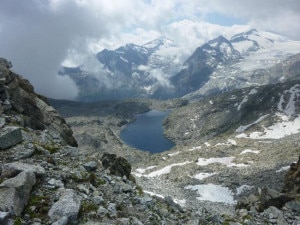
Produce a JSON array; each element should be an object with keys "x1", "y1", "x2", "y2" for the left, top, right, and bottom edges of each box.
[
  {"x1": 283, "y1": 155, "x2": 300, "y2": 195},
  {"x1": 285, "y1": 201, "x2": 300, "y2": 213},
  {"x1": 0, "y1": 211, "x2": 10, "y2": 223},
  {"x1": 48, "y1": 179, "x2": 64, "y2": 188},
  {"x1": 83, "y1": 161, "x2": 98, "y2": 172},
  {"x1": 0, "y1": 117, "x2": 5, "y2": 128},
  {"x1": 130, "y1": 217, "x2": 144, "y2": 225},
  {"x1": 101, "y1": 153, "x2": 132, "y2": 178},
  {"x1": 1, "y1": 162, "x2": 46, "y2": 178},
  {"x1": 264, "y1": 206, "x2": 288, "y2": 225},
  {"x1": 48, "y1": 189, "x2": 82, "y2": 224},
  {"x1": 0, "y1": 126, "x2": 22, "y2": 150},
  {"x1": 92, "y1": 196, "x2": 104, "y2": 205},
  {"x1": 52, "y1": 216, "x2": 68, "y2": 225},
  {"x1": 116, "y1": 218, "x2": 130, "y2": 224},
  {"x1": 260, "y1": 188, "x2": 294, "y2": 211},
  {"x1": 107, "y1": 203, "x2": 117, "y2": 216},
  {"x1": 97, "y1": 206, "x2": 109, "y2": 216},
  {"x1": 0, "y1": 171, "x2": 36, "y2": 216}
]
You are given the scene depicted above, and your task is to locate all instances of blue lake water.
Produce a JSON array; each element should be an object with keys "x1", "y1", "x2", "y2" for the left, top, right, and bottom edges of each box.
[{"x1": 120, "y1": 110, "x2": 175, "y2": 153}]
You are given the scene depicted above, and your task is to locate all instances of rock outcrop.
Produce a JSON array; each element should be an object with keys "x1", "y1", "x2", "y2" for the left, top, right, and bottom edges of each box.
[
  {"x1": 0, "y1": 58, "x2": 77, "y2": 147},
  {"x1": 283, "y1": 155, "x2": 300, "y2": 196}
]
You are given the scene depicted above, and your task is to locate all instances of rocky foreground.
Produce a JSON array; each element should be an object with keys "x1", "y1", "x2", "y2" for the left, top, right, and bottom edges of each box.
[{"x1": 0, "y1": 57, "x2": 300, "y2": 225}]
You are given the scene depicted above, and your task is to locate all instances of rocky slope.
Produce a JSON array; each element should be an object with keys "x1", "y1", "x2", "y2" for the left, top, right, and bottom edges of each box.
[
  {"x1": 1, "y1": 57, "x2": 299, "y2": 224},
  {"x1": 51, "y1": 79, "x2": 300, "y2": 224},
  {"x1": 0, "y1": 59, "x2": 197, "y2": 225}
]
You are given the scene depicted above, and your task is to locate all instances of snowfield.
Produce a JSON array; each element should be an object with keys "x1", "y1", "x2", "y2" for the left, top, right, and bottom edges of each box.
[{"x1": 185, "y1": 184, "x2": 236, "y2": 204}]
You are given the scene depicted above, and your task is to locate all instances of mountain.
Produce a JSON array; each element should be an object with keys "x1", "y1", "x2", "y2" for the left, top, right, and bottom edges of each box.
[
  {"x1": 183, "y1": 29, "x2": 300, "y2": 99},
  {"x1": 170, "y1": 35, "x2": 242, "y2": 97},
  {"x1": 2, "y1": 57, "x2": 299, "y2": 224},
  {"x1": 62, "y1": 38, "x2": 185, "y2": 101},
  {"x1": 61, "y1": 29, "x2": 300, "y2": 101}
]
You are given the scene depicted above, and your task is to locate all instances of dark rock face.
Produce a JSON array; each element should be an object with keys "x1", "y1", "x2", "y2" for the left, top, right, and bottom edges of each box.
[
  {"x1": 0, "y1": 126, "x2": 22, "y2": 149},
  {"x1": 101, "y1": 153, "x2": 132, "y2": 178},
  {"x1": 0, "y1": 58, "x2": 77, "y2": 147},
  {"x1": 283, "y1": 155, "x2": 300, "y2": 195}
]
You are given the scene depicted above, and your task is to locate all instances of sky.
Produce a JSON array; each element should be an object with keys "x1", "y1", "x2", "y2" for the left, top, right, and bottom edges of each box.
[{"x1": 0, "y1": 0, "x2": 299, "y2": 99}]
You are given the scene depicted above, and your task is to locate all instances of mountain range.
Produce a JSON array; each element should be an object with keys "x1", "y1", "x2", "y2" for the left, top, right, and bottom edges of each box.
[{"x1": 61, "y1": 29, "x2": 300, "y2": 101}]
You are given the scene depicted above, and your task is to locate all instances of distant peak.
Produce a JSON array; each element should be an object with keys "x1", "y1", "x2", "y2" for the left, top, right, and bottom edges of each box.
[
  {"x1": 143, "y1": 37, "x2": 175, "y2": 49},
  {"x1": 231, "y1": 29, "x2": 259, "y2": 40},
  {"x1": 208, "y1": 35, "x2": 231, "y2": 48}
]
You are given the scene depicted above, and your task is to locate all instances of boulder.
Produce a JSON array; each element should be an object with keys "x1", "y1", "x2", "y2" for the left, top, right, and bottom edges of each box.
[
  {"x1": 0, "y1": 171, "x2": 36, "y2": 216},
  {"x1": 0, "y1": 126, "x2": 22, "y2": 150},
  {"x1": 282, "y1": 155, "x2": 300, "y2": 195},
  {"x1": 1, "y1": 162, "x2": 46, "y2": 179},
  {"x1": 83, "y1": 161, "x2": 97, "y2": 172},
  {"x1": 48, "y1": 189, "x2": 82, "y2": 224},
  {"x1": 101, "y1": 153, "x2": 132, "y2": 178}
]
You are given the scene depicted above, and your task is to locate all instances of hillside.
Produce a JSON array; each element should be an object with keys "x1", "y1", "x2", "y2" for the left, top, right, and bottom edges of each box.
[{"x1": 0, "y1": 57, "x2": 299, "y2": 224}]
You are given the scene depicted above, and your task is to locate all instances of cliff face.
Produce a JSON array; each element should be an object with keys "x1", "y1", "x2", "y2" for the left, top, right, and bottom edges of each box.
[{"x1": 0, "y1": 58, "x2": 77, "y2": 147}]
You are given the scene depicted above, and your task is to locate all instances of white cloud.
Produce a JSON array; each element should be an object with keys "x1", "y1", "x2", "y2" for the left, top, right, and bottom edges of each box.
[{"x1": 0, "y1": 0, "x2": 299, "y2": 99}]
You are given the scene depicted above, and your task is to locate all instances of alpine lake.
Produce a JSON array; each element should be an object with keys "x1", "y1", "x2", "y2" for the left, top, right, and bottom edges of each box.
[{"x1": 120, "y1": 110, "x2": 175, "y2": 153}]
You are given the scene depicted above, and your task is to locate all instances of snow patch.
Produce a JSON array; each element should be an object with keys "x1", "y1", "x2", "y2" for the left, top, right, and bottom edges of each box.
[
  {"x1": 204, "y1": 142, "x2": 211, "y2": 147},
  {"x1": 276, "y1": 166, "x2": 290, "y2": 173},
  {"x1": 168, "y1": 151, "x2": 179, "y2": 157},
  {"x1": 277, "y1": 84, "x2": 300, "y2": 116},
  {"x1": 144, "y1": 190, "x2": 164, "y2": 199},
  {"x1": 227, "y1": 139, "x2": 237, "y2": 146},
  {"x1": 240, "y1": 149, "x2": 260, "y2": 154},
  {"x1": 236, "y1": 115, "x2": 269, "y2": 133},
  {"x1": 120, "y1": 56, "x2": 129, "y2": 63},
  {"x1": 193, "y1": 172, "x2": 216, "y2": 180},
  {"x1": 143, "y1": 161, "x2": 192, "y2": 178},
  {"x1": 197, "y1": 157, "x2": 248, "y2": 167},
  {"x1": 188, "y1": 146, "x2": 202, "y2": 151},
  {"x1": 185, "y1": 184, "x2": 236, "y2": 204},
  {"x1": 237, "y1": 95, "x2": 248, "y2": 110},
  {"x1": 236, "y1": 115, "x2": 300, "y2": 139},
  {"x1": 173, "y1": 198, "x2": 186, "y2": 207}
]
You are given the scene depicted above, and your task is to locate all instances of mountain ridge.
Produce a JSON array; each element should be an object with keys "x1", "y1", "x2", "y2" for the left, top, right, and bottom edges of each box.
[{"x1": 61, "y1": 29, "x2": 300, "y2": 101}]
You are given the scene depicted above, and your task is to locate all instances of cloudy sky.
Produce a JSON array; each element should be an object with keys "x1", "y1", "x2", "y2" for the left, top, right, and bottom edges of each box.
[{"x1": 0, "y1": 0, "x2": 299, "y2": 99}]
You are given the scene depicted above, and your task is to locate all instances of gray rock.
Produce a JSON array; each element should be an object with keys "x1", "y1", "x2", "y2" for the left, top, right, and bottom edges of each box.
[
  {"x1": 107, "y1": 203, "x2": 117, "y2": 216},
  {"x1": 48, "y1": 179, "x2": 64, "y2": 188},
  {"x1": 116, "y1": 218, "x2": 130, "y2": 224},
  {"x1": 120, "y1": 182, "x2": 133, "y2": 193},
  {"x1": 130, "y1": 217, "x2": 144, "y2": 225},
  {"x1": 1, "y1": 162, "x2": 46, "y2": 178},
  {"x1": 48, "y1": 189, "x2": 82, "y2": 224},
  {"x1": 51, "y1": 216, "x2": 68, "y2": 225},
  {"x1": 0, "y1": 126, "x2": 22, "y2": 150},
  {"x1": 0, "y1": 117, "x2": 5, "y2": 128},
  {"x1": 97, "y1": 206, "x2": 109, "y2": 216},
  {"x1": 285, "y1": 200, "x2": 300, "y2": 213},
  {"x1": 0, "y1": 211, "x2": 10, "y2": 223},
  {"x1": 83, "y1": 161, "x2": 97, "y2": 171},
  {"x1": 92, "y1": 196, "x2": 104, "y2": 205},
  {"x1": 0, "y1": 171, "x2": 36, "y2": 216},
  {"x1": 264, "y1": 206, "x2": 288, "y2": 225}
]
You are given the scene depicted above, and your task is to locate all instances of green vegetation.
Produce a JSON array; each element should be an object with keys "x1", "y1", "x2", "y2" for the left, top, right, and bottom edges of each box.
[
  {"x1": 23, "y1": 194, "x2": 51, "y2": 221},
  {"x1": 78, "y1": 200, "x2": 99, "y2": 220}
]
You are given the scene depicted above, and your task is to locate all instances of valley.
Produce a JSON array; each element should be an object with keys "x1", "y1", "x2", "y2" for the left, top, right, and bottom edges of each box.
[
  {"x1": 50, "y1": 79, "x2": 300, "y2": 224},
  {"x1": 1, "y1": 28, "x2": 300, "y2": 225}
]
